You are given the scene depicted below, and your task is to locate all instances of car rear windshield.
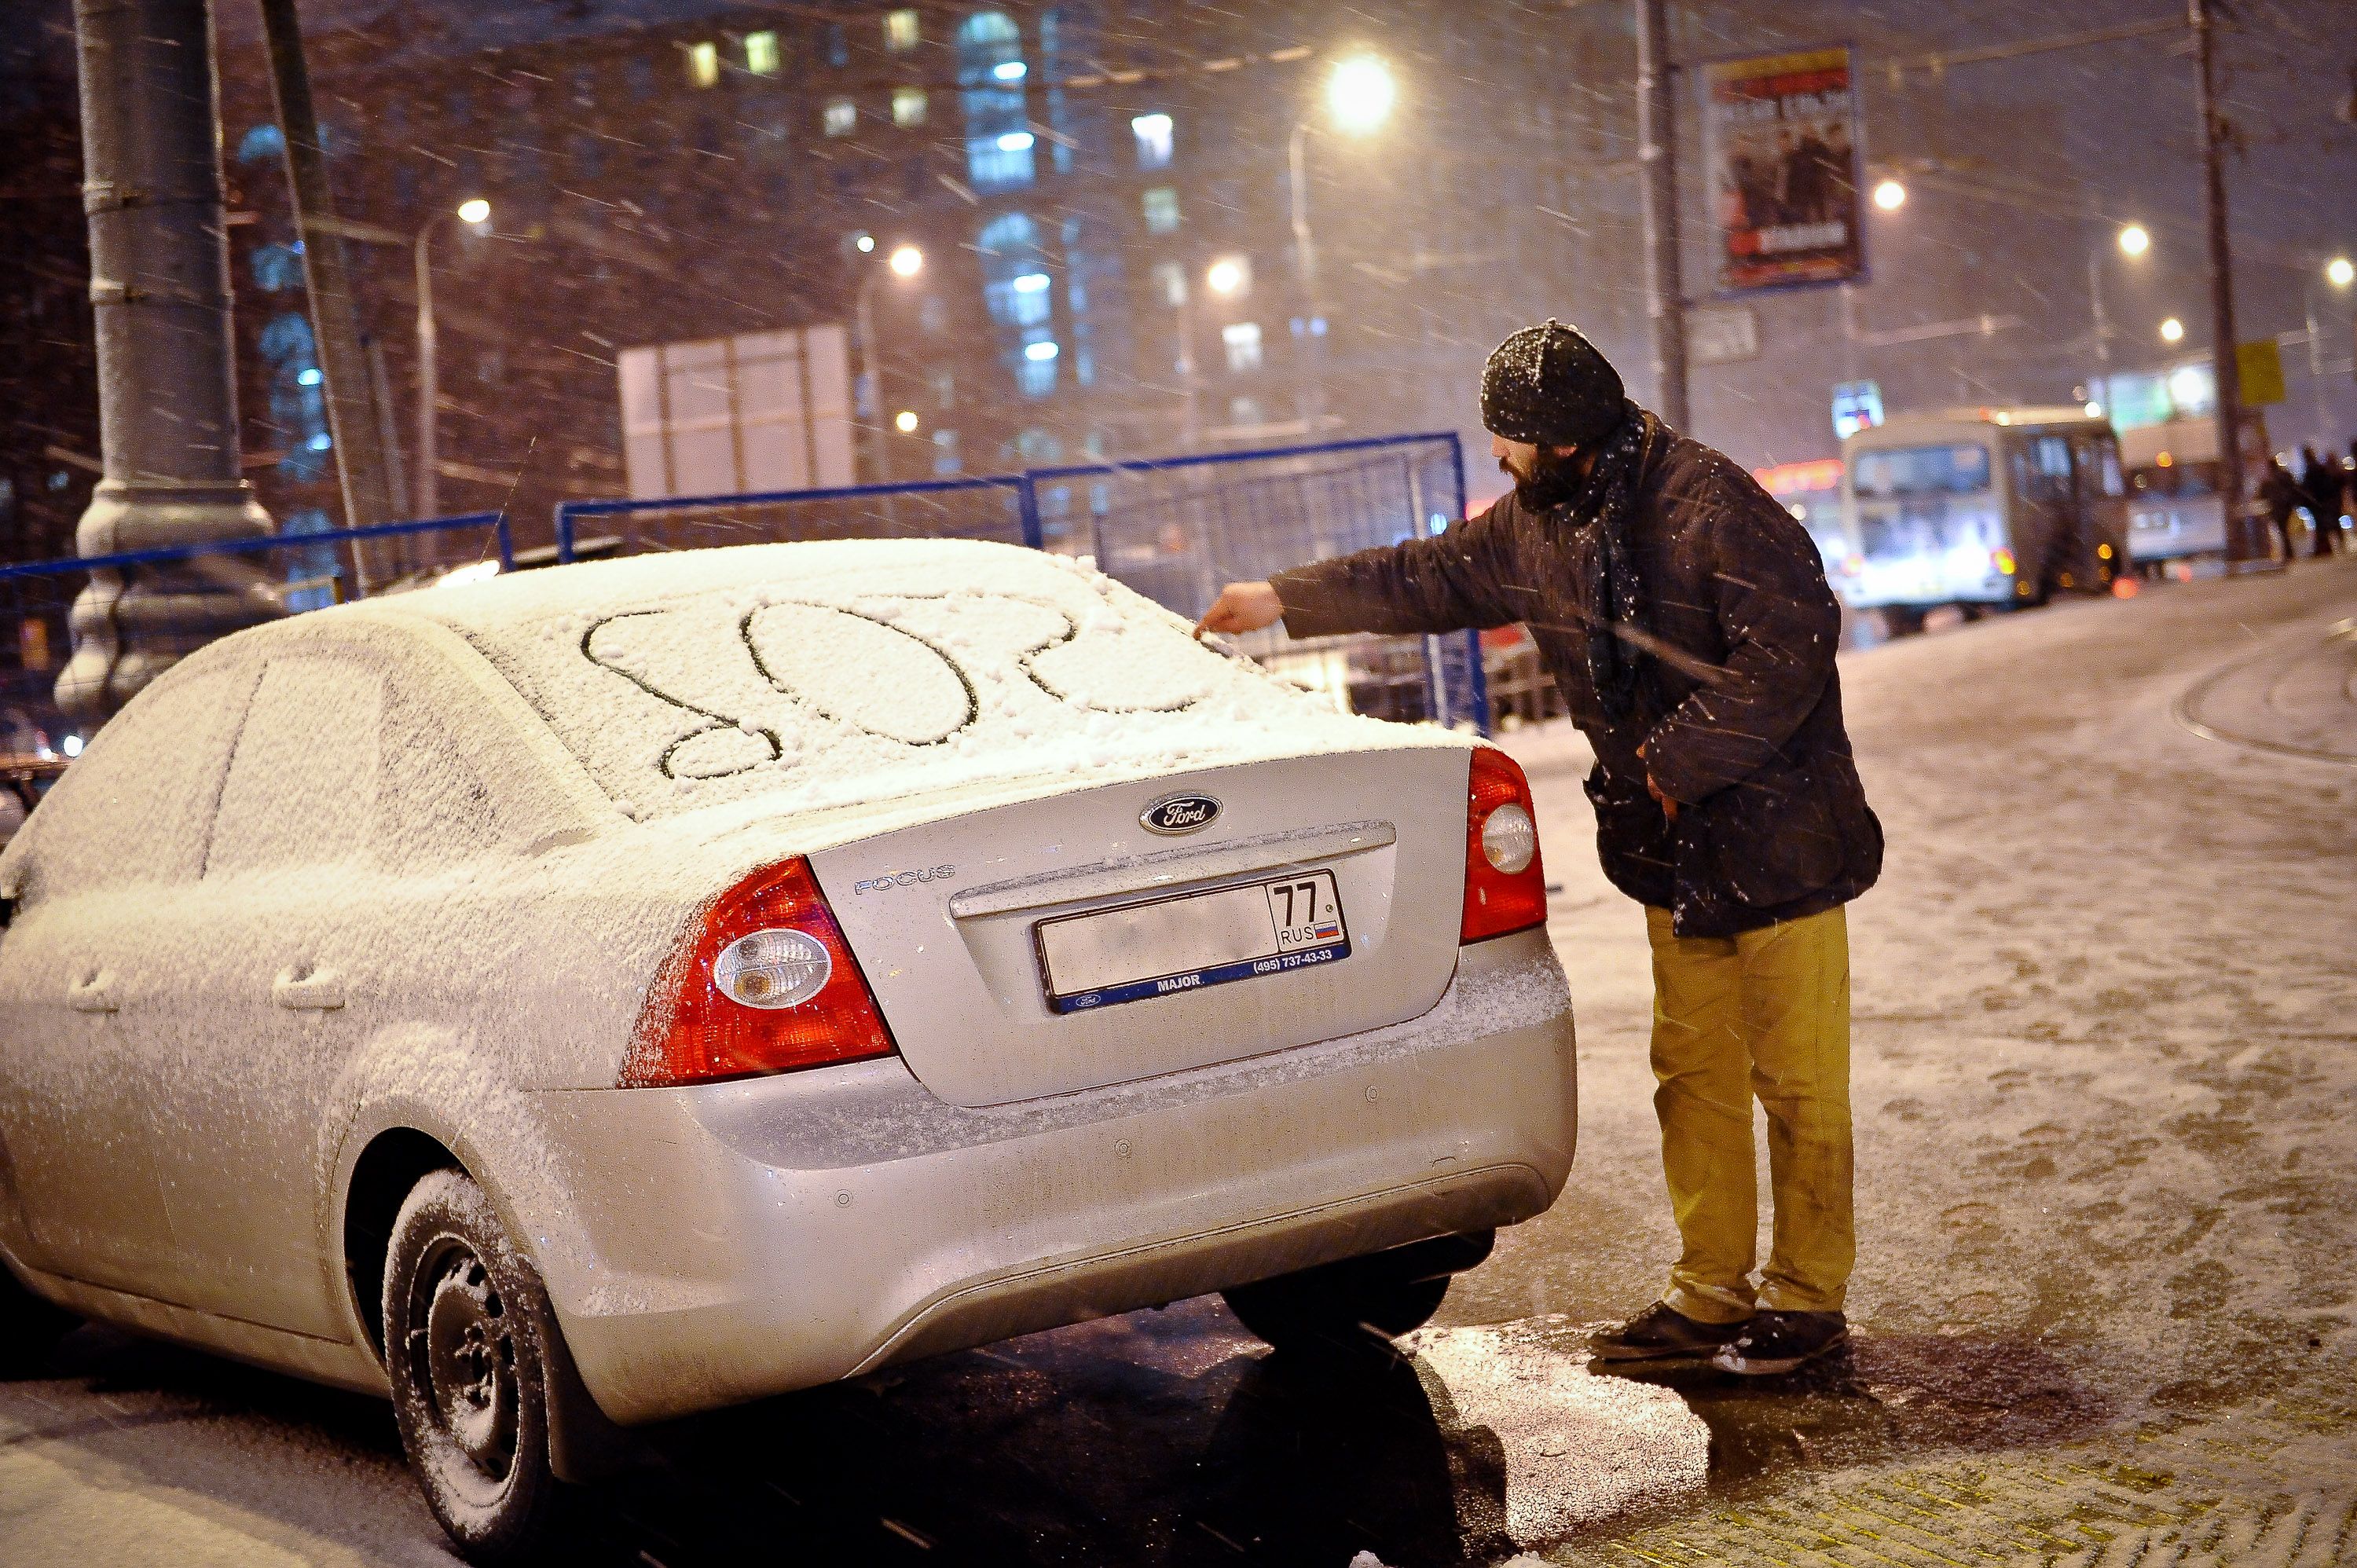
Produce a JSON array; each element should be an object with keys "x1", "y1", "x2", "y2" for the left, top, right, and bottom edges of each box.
[
  {"x1": 431, "y1": 543, "x2": 1376, "y2": 822},
  {"x1": 1852, "y1": 443, "x2": 1993, "y2": 498}
]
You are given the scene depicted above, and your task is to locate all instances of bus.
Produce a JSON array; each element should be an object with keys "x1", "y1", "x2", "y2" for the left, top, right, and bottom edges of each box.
[
  {"x1": 2118, "y1": 417, "x2": 2228, "y2": 568},
  {"x1": 1838, "y1": 407, "x2": 2128, "y2": 628}
]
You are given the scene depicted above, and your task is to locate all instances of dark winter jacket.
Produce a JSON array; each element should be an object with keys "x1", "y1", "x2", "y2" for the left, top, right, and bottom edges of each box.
[{"x1": 1271, "y1": 413, "x2": 1881, "y2": 939}]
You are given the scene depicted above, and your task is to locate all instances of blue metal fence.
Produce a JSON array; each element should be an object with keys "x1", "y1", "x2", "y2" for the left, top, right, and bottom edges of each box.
[
  {"x1": 1, "y1": 434, "x2": 1494, "y2": 749},
  {"x1": 555, "y1": 432, "x2": 1491, "y2": 732},
  {"x1": 0, "y1": 512, "x2": 511, "y2": 755}
]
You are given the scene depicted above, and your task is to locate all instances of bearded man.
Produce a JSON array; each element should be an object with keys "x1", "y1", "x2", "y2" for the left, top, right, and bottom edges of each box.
[{"x1": 1197, "y1": 321, "x2": 1882, "y2": 1374}]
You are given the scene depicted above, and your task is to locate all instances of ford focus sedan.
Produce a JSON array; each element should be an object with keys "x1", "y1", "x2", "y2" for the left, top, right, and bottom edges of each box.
[{"x1": 0, "y1": 539, "x2": 1577, "y2": 1563}]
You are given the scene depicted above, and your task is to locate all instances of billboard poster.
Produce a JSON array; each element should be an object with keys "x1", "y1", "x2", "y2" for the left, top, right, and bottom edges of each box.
[{"x1": 1703, "y1": 47, "x2": 1864, "y2": 291}]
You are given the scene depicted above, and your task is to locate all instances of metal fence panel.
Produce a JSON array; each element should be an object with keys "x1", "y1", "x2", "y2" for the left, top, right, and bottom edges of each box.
[
  {"x1": 555, "y1": 433, "x2": 1490, "y2": 731},
  {"x1": 556, "y1": 475, "x2": 1036, "y2": 559},
  {"x1": 0, "y1": 513, "x2": 511, "y2": 757}
]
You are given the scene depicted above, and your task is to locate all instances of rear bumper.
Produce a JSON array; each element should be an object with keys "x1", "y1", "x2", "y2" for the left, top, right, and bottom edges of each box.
[{"x1": 528, "y1": 928, "x2": 1576, "y2": 1424}]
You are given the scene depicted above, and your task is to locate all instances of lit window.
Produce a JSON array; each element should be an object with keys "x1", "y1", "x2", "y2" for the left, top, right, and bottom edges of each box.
[
  {"x1": 1151, "y1": 260, "x2": 1187, "y2": 307},
  {"x1": 1131, "y1": 112, "x2": 1173, "y2": 169},
  {"x1": 892, "y1": 86, "x2": 929, "y2": 126},
  {"x1": 932, "y1": 427, "x2": 961, "y2": 475},
  {"x1": 1142, "y1": 186, "x2": 1180, "y2": 234},
  {"x1": 823, "y1": 98, "x2": 857, "y2": 136},
  {"x1": 824, "y1": 23, "x2": 849, "y2": 67},
  {"x1": 1222, "y1": 321, "x2": 1263, "y2": 373},
  {"x1": 745, "y1": 31, "x2": 780, "y2": 75},
  {"x1": 687, "y1": 40, "x2": 719, "y2": 88},
  {"x1": 958, "y1": 12, "x2": 1032, "y2": 190},
  {"x1": 885, "y1": 9, "x2": 920, "y2": 51},
  {"x1": 1019, "y1": 333, "x2": 1059, "y2": 397}
]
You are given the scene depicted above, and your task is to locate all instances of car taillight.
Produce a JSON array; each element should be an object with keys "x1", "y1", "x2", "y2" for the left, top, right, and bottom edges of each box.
[
  {"x1": 1461, "y1": 747, "x2": 1548, "y2": 944},
  {"x1": 622, "y1": 858, "x2": 897, "y2": 1088}
]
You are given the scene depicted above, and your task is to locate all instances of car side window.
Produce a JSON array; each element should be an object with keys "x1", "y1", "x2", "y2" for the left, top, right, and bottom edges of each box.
[
  {"x1": 207, "y1": 655, "x2": 385, "y2": 877},
  {"x1": 13, "y1": 660, "x2": 255, "y2": 899}
]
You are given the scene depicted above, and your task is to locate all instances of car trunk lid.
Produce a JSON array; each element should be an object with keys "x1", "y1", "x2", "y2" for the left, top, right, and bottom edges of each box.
[{"x1": 808, "y1": 747, "x2": 1470, "y2": 1106}]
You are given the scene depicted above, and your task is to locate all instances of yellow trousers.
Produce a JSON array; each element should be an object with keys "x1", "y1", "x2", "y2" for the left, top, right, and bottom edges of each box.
[{"x1": 1645, "y1": 903, "x2": 1854, "y2": 1322}]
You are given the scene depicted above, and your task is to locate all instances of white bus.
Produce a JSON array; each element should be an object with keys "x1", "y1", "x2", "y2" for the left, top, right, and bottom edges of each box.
[
  {"x1": 1838, "y1": 407, "x2": 2128, "y2": 628},
  {"x1": 2119, "y1": 418, "x2": 2228, "y2": 567}
]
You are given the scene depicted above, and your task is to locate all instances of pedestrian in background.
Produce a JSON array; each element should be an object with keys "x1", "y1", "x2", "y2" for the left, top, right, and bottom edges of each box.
[
  {"x1": 1197, "y1": 321, "x2": 1883, "y2": 1376},
  {"x1": 2260, "y1": 458, "x2": 2306, "y2": 562},
  {"x1": 2300, "y1": 444, "x2": 2345, "y2": 556}
]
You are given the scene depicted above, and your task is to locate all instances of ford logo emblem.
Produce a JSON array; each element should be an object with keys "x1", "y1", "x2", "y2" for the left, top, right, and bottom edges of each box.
[{"x1": 1141, "y1": 792, "x2": 1221, "y2": 836}]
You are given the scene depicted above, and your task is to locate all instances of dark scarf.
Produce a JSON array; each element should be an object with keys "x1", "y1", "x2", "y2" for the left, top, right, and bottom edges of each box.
[{"x1": 1524, "y1": 400, "x2": 1653, "y2": 721}]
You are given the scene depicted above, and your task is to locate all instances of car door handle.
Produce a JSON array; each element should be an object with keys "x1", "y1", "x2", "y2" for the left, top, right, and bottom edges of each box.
[
  {"x1": 272, "y1": 966, "x2": 346, "y2": 1012},
  {"x1": 67, "y1": 970, "x2": 119, "y2": 1013}
]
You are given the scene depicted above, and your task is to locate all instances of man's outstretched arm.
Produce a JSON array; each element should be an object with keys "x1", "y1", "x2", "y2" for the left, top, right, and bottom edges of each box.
[{"x1": 1195, "y1": 504, "x2": 1520, "y2": 641}]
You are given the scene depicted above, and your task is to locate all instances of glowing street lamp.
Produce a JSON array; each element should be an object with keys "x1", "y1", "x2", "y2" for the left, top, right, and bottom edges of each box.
[
  {"x1": 2329, "y1": 256, "x2": 2355, "y2": 289},
  {"x1": 1287, "y1": 54, "x2": 1398, "y2": 437},
  {"x1": 1871, "y1": 179, "x2": 1906, "y2": 211},
  {"x1": 856, "y1": 244, "x2": 925, "y2": 478},
  {"x1": 2160, "y1": 316, "x2": 2186, "y2": 344},
  {"x1": 2092, "y1": 222, "x2": 2152, "y2": 370},
  {"x1": 894, "y1": 410, "x2": 920, "y2": 434},
  {"x1": 1205, "y1": 257, "x2": 1248, "y2": 298},
  {"x1": 1326, "y1": 55, "x2": 1396, "y2": 135},
  {"x1": 416, "y1": 198, "x2": 492, "y2": 519}
]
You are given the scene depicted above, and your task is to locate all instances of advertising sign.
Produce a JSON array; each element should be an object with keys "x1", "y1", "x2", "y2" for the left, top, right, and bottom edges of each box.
[
  {"x1": 618, "y1": 325, "x2": 855, "y2": 500},
  {"x1": 1704, "y1": 47, "x2": 1864, "y2": 291},
  {"x1": 1688, "y1": 303, "x2": 1761, "y2": 365},
  {"x1": 2235, "y1": 339, "x2": 2287, "y2": 406},
  {"x1": 1831, "y1": 379, "x2": 1883, "y2": 440}
]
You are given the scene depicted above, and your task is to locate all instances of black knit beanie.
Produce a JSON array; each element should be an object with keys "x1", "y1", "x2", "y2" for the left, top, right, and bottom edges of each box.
[{"x1": 1479, "y1": 320, "x2": 1627, "y2": 449}]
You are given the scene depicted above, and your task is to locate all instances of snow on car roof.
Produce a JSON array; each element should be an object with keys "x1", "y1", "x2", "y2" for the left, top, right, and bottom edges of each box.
[{"x1": 378, "y1": 539, "x2": 1440, "y2": 822}]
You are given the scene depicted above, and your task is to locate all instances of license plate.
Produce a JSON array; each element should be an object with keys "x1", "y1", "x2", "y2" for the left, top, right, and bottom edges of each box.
[{"x1": 1037, "y1": 870, "x2": 1349, "y2": 1013}]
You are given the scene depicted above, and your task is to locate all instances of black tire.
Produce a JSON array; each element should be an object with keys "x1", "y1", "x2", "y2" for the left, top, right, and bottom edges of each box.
[
  {"x1": 0, "y1": 1258, "x2": 75, "y2": 1376},
  {"x1": 1222, "y1": 1231, "x2": 1492, "y2": 1364},
  {"x1": 383, "y1": 1169, "x2": 574, "y2": 1565}
]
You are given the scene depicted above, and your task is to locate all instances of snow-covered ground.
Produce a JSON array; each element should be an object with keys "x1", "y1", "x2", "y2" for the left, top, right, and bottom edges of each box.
[{"x1": 2, "y1": 557, "x2": 2352, "y2": 1565}]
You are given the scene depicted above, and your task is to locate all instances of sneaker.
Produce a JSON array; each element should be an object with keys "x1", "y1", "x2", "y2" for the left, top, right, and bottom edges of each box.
[
  {"x1": 1709, "y1": 1310, "x2": 1849, "y2": 1375},
  {"x1": 1589, "y1": 1302, "x2": 1752, "y2": 1364}
]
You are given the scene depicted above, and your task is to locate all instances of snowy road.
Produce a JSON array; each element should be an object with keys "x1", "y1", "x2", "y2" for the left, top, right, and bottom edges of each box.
[{"x1": 4, "y1": 559, "x2": 2354, "y2": 1566}]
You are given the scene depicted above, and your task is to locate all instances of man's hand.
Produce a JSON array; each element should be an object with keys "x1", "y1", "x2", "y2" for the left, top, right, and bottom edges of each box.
[
  {"x1": 1195, "y1": 581, "x2": 1285, "y2": 639},
  {"x1": 1637, "y1": 742, "x2": 1678, "y2": 822}
]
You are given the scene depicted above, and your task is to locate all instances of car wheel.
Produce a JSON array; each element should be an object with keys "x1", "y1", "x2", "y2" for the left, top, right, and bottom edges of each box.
[
  {"x1": 0, "y1": 1260, "x2": 75, "y2": 1376},
  {"x1": 383, "y1": 1169, "x2": 574, "y2": 1565}
]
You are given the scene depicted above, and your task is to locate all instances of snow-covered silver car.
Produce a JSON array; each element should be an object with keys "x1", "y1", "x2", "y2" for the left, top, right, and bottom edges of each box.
[{"x1": 0, "y1": 540, "x2": 1576, "y2": 1562}]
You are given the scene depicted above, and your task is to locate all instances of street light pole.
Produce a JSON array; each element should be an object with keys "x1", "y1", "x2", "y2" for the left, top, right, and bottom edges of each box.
[
  {"x1": 2190, "y1": 0, "x2": 2251, "y2": 564},
  {"x1": 1635, "y1": 0, "x2": 1690, "y2": 430},
  {"x1": 415, "y1": 216, "x2": 448, "y2": 522},
  {"x1": 1287, "y1": 119, "x2": 1323, "y2": 434},
  {"x1": 854, "y1": 245, "x2": 923, "y2": 483},
  {"x1": 2088, "y1": 248, "x2": 2112, "y2": 375}
]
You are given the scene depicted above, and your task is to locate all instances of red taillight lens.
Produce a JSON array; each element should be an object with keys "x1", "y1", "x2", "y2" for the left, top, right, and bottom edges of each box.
[
  {"x1": 622, "y1": 858, "x2": 897, "y2": 1088},
  {"x1": 1461, "y1": 747, "x2": 1549, "y2": 944}
]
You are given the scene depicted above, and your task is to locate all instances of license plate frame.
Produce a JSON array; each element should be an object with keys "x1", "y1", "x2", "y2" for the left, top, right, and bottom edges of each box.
[{"x1": 1036, "y1": 869, "x2": 1351, "y2": 1013}]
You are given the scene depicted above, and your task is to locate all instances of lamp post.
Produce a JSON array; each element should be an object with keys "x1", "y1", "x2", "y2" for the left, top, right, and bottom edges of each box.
[
  {"x1": 415, "y1": 198, "x2": 490, "y2": 522},
  {"x1": 856, "y1": 244, "x2": 924, "y2": 482},
  {"x1": 1286, "y1": 54, "x2": 1394, "y2": 435},
  {"x1": 2307, "y1": 258, "x2": 2353, "y2": 445},
  {"x1": 2088, "y1": 222, "x2": 2151, "y2": 398}
]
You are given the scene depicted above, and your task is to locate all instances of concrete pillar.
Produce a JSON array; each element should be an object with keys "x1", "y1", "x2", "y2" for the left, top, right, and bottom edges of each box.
[{"x1": 60, "y1": 0, "x2": 277, "y2": 722}]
